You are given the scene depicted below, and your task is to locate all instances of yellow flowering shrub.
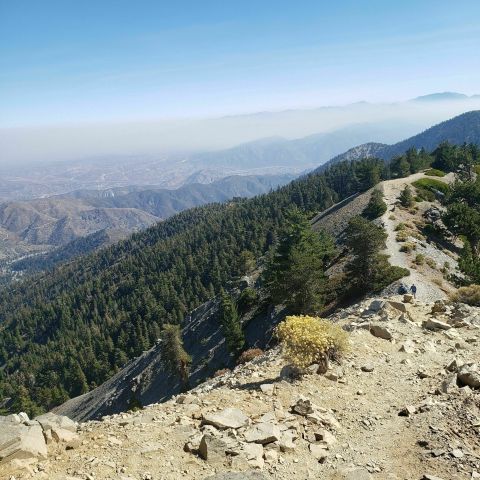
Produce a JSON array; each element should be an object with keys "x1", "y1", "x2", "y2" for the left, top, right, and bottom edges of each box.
[{"x1": 275, "y1": 315, "x2": 348, "y2": 369}]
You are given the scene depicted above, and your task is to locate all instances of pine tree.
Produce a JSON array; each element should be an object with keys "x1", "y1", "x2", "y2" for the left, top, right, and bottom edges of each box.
[
  {"x1": 345, "y1": 216, "x2": 409, "y2": 293},
  {"x1": 160, "y1": 324, "x2": 191, "y2": 384},
  {"x1": 264, "y1": 208, "x2": 336, "y2": 314},
  {"x1": 399, "y1": 185, "x2": 414, "y2": 208},
  {"x1": 219, "y1": 290, "x2": 245, "y2": 354},
  {"x1": 363, "y1": 189, "x2": 387, "y2": 219}
]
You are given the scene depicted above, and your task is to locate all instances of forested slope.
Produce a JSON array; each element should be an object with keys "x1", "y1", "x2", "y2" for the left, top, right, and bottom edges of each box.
[
  {"x1": 1, "y1": 138, "x2": 479, "y2": 416},
  {"x1": 1, "y1": 159, "x2": 379, "y2": 413}
]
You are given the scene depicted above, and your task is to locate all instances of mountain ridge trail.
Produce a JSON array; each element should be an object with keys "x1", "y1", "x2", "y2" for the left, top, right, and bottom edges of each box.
[{"x1": 381, "y1": 172, "x2": 456, "y2": 303}]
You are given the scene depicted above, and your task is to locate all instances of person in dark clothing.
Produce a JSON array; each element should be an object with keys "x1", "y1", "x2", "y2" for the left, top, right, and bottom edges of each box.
[{"x1": 410, "y1": 284, "x2": 417, "y2": 299}]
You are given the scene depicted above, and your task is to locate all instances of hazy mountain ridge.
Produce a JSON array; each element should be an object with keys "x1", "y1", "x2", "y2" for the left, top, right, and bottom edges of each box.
[{"x1": 321, "y1": 110, "x2": 480, "y2": 168}]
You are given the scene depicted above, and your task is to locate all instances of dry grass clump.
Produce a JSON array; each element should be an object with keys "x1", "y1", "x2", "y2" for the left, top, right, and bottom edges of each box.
[
  {"x1": 415, "y1": 253, "x2": 425, "y2": 265},
  {"x1": 213, "y1": 368, "x2": 231, "y2": 377},
  {"x1": 237, "y1": 348, "x2": 264, "y2": 365},
  {"x1": 400, "y1": 242, "x2": 416, "y2": 253},
  {"x1": 450, "y1": 285, "x2": 480, "y2": 306},
  {"x1": 396, "y1": 231, "x2": 409, "y2": 242},
  {"x1": 425, "y1": 257, "x2": 437, "y2": 269},
  {"x1": 275, "y1": 315, "x2": 348, "y2": 370}
]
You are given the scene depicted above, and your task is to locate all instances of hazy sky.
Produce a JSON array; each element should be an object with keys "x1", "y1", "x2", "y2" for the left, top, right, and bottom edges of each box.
[{"x1": 1, "y1": 0, "x2": 480, "y2": 127}]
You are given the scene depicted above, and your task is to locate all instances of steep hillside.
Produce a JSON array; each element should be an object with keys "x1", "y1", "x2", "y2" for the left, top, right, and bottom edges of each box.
[
  {"x1": 322, "y1": 110, "x2": 480, "y2": 168},
  {"x1": 0, "y1": 162, "x2": 347, "y2": 414}
]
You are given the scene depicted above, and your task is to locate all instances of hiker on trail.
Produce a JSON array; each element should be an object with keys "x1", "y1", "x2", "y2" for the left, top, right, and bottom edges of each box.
[{"x1": 410, "y1": 284, "x2": 417, "y2": 299}]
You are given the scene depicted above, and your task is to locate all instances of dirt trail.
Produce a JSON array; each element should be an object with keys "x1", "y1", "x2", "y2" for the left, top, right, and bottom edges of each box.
[{"x1": 381, "y1": 173, "x2": 449, "y2": 302}]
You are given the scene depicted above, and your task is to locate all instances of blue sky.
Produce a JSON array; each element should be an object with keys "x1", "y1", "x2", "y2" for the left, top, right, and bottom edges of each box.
[{"x1": 1, "y1": 0, "x2": 480, "y2": 126}]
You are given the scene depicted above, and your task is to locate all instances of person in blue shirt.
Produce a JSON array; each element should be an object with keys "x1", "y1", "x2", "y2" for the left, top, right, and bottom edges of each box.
[{"x1": 410, "y1": 284, "x2": 417, "y2": 299}]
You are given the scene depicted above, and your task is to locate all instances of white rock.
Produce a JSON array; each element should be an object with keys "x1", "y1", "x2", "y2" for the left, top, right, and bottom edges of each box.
[
  {"x1": 202, "y1": 408, "x2": 249, "y2": 430},
  {"x1": 244, "y1": 423, "x2": 281, "y2": 444}
]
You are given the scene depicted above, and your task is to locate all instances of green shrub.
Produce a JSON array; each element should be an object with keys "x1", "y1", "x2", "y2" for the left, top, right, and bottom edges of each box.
[
  {"x1": 396, "y1": 231, "x2": 409, "y2": 242},
  {"x1": 425, "y1": 168, "x2": 446, "y2": 177},
  {"x1": 412, "y1": 178, "x2": 450, "y2": 195},
  {"x1": 161, "y1": 324, "x2": 191, "y2": 383},
  {"x1": 450, "y1": 285, "x2": 480, "y2": 306},
  {"x1": 415, "y1": 253, "x2": 425, "y2": 265},
  {"x1": 394, "y1": 223, "x2": 406, "y2": 231},
  {"x1": 276, "y1": 315, "x2": 348, "y2": 369},
  {"x1": 238, "y1": 287, "x2": 259, "y2": 312}
]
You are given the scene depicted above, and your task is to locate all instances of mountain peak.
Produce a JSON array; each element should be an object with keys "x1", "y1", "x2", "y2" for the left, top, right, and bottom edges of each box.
[{"x1": 412, "y1": 92, "x2": 469, "y2": 102}]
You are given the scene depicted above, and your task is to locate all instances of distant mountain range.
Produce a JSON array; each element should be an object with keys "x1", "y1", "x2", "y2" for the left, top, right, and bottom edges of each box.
[
  {"x1": 321, "y1": 110, "x2": 480, "y2": 168},
  {"x1": 0, "y1": 173, "x2": 294, "y2": 274},
  {"x1": 3, "y1": 109, "x2": 480, "y2": 277},
  {"x1": 411, "y1": 92, "x2": 480, "y2": 102}
]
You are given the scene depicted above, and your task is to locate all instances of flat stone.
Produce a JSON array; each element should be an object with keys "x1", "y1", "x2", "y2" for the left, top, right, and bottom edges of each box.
[
  {"x1": 259, "y1": 384, "x2": 275, "y2": 396},
  {"x1": 204, "y1": 472, "x2": 268, "y2": 480},
  {"x1": 279, "y1": 430, "x2": 295, "y2": 452},
  {"x1": 35, "y1": 412, "x2": 77, "y2": 433},
  {"x1": 370, "y1": 324, "x2": 393, "y2": 340},
  {"x1": 361, "y1": 363, "x2": 375, "y2": 372},
  {"x1": 244, "y1": 423, "x2": 281, "y2": 444},
  {"x1": 451, "y1": 448, "x2": 464, "y2": 458},
  {"x1": 440, "y1": 374, "x2": 458, "y2": 393},
  {"x1": 422, "y1": 475, "x2": 446, "y2": 480},
  {"x1": 314, "y1": 429, "x2": 337, "y2": 448},
  {"x1": 368, "y1": 300, "x2": 386, "y2": 312},
  {"x1": 291, "y1": 397, "x2": 314, "y2": 416},
  {"x1": 388, "y1": 300, "x2": 408, "y2": 313},
  {"x1": 308, "y1": 443, "x2": 329, "y2": 462},
  {"x1": 243, "y1": 443, "x2": 264, "y2": 469},
  {"x1": 202, "y1": 408, "x2": 249, "y2": 430},
  {"x1": 398, "y1": 406, "x2": 416, "y2": 417},
  {"x1": 423, "y1": 319, "x2": 451, "y2": 331},
  {"x1": 403, "y1": 294, "x2": 414, "y2": 303},
  {"x1": 431, "y1": 300, "x2": 447, "y2": 314}
]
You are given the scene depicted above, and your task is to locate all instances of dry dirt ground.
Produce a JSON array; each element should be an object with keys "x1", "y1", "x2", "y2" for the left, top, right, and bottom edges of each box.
[
  {"x1": 4, "y1": 298, "x2": 480, "y2": 480},
  {"x1": 381, "y1": 172, "x2": 457, "y2": 303}
]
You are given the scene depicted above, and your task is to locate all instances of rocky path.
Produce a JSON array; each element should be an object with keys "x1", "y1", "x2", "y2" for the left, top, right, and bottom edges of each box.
[
  {"x1": 381, "y1": 173, "x2": 451, "y2": 303},
  {"x1": 3, "y1": 296, "x2": 480, "y2": 480}
]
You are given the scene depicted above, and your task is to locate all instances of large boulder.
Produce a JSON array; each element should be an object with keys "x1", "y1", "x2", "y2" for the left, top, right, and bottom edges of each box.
[
  {"x1": 35, "y1": 412, "x2": 78, "y2": 444},
  {"x1": 0, "y1": 423, "x2": 47, "y2": 464}
]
